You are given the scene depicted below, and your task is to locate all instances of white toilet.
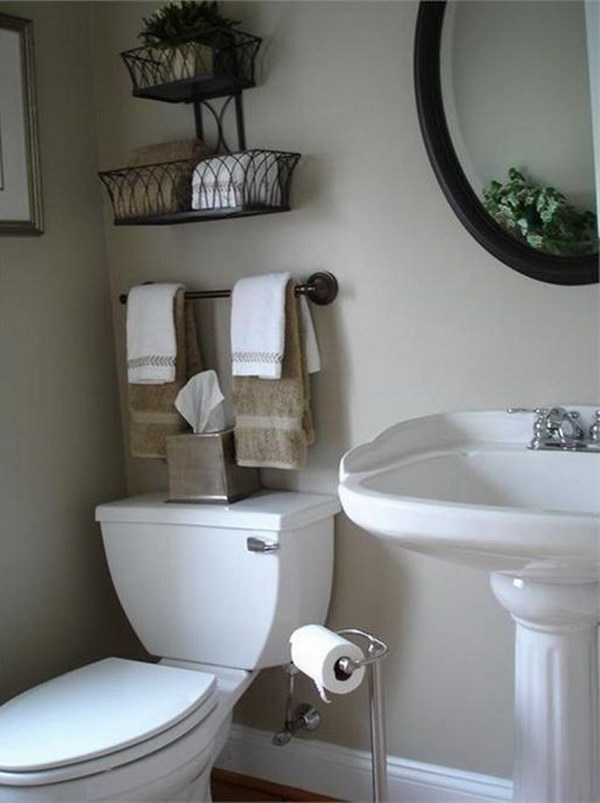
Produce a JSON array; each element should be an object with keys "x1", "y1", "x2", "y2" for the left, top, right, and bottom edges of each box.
[{"x1": 0, "y1": 489, "x2": 339, "y2": 801}]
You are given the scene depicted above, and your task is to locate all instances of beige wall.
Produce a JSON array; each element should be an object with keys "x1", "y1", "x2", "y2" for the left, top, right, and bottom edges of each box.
[
  {"x1": 0, "y1": 1, "x2": 136, "y2": 704},
  {"x1": 90, "y1": 0, "x2": 599, "y2": 780}
]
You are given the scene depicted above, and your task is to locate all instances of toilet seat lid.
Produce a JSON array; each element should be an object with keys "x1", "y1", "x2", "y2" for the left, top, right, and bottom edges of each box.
[{"x1": 0, "y1": 658, "x2": 216, "y2": 772}]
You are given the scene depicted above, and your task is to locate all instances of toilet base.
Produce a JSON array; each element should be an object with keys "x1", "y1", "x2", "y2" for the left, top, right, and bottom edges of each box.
[
  {"x1": 101, "y1": 706, "x2": 232, "y2": 801},
  {"x1": 108, "y1": 749, "x2": 213, "y2": 802},
  {"x1": 150, "y1": 725, "x2": 224, "y2": 802}
]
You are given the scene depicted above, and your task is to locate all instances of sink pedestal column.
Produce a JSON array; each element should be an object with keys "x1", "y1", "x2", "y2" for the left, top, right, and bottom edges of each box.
[{"x1": 491, "y1": 572, "x2": 599, "y2": 803}]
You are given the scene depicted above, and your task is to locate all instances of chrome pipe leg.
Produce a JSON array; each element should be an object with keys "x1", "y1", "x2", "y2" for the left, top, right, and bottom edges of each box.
[
  {"x1": 368, "y1": 660, "x2": 389, "y2": 803},
  {"x1": 335, "y1": 628, "x2": 390, "y2": 803}
]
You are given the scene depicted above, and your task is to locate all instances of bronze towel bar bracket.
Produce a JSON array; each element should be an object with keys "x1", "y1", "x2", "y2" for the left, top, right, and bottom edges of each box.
[{"x1": 119, "y1": 271, "x2": 338, "y2": 307}]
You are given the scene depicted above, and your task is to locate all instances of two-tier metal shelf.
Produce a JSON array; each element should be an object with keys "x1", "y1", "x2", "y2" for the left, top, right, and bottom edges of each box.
[{"x1": 99, "y1": 27, "x2": 300, "y2": 226}]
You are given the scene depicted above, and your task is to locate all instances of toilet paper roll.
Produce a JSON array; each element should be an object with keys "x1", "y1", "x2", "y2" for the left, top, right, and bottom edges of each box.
[{"x1": 290, "y1": 625, "x2": 365, "y2": 703}]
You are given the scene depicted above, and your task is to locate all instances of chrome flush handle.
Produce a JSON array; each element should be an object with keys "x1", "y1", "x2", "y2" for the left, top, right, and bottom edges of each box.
[{"x1": 246, "y1": 536, "x2": 280, "y2": 553}]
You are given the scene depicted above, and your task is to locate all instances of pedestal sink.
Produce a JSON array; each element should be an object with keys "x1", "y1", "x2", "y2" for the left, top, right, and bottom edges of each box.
[{"x1": 339, "y1": 409, "x2": 600, "y2": 803}]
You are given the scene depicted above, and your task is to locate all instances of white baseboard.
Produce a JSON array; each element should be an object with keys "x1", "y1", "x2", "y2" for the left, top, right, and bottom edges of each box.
[{"x1": 216, "y1": 724, "x2": 513, "y2": 803}]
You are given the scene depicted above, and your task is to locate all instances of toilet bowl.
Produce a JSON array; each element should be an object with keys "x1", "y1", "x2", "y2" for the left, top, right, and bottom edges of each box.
[
  {"x1": 0, "y1": 490, "x2": 339, "y2": 801},
  {"x1": 0, "y1": 659, "x2": 251, "y2": 801}
]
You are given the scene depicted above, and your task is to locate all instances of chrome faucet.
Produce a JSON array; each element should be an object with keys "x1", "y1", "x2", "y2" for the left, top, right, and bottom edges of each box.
[{"x1": 507, "y1": 406, "x2": 594, "y2": 451}]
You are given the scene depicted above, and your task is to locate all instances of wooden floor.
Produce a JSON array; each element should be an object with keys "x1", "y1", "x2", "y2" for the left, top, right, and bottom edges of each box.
[{"x1": 211, "y1": 769, "x2": 340, "y2": 802}]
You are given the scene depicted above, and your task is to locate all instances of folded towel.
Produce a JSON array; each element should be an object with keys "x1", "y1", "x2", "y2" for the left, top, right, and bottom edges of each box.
[
  {"x1": 114, "y1": 140, "x2": 210, "y2": 220},
  {"x1": 231, "y1": 272, "x2": 291, "y2": 379},
  {"x1": 191, "y1": 151, "x2": 281, "y2": 210},
  {"x1": 127, "y1": 140, "x2": 209, "y2": 168},
  {"x1": 127, "y1": 283, "x2": 184, "y2": 384},
  {"x1": 128, "y1": 288, "x2": 202, "y2": 459},
  {"x1": 232, "y1": 281, "x2": 314, "y2": 470}
]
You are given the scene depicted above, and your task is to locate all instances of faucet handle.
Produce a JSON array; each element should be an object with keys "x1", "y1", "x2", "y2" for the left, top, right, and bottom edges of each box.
[{"x1": 590, "y1": 411, "x2": 600, "y2": 443}]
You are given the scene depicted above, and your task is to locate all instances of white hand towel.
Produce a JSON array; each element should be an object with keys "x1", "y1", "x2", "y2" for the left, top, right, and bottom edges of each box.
[
  {"x1": 127, "y1": 283, "x2": 184, "y2": 384},
  {"x1": 231, "y1": 272, "x2": 291, "y2": 379},
  {"x1": 299, "y1": 295, "x2": 321, "y2": 374}
]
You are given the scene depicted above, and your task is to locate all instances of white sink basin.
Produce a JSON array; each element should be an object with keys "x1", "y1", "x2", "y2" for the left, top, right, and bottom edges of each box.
[
  {"x1": 339, "y1": 409, "x2": 599, "y2": 574},
  {"x1": 339, "y1": 408, "x2": 600, "y2": 802}
]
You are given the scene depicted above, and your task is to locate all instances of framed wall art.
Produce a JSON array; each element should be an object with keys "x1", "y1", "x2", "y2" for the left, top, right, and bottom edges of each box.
[{"x1": 0, "y1": 13, "x2": 43, "y2": 235}]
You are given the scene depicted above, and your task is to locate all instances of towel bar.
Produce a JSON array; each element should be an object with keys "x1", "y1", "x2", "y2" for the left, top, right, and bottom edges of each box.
[{"x1": 119, "y1": 271, "x2": 338, "y2": 307}]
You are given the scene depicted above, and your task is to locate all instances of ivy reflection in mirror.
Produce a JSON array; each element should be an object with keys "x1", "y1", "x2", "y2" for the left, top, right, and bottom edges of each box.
[
  {"x1": 414, "y1": 1, "x2": 599, "y2": 285},
  {"x1": 483, "y1": 168, "x2": 597, "y2": 257}
]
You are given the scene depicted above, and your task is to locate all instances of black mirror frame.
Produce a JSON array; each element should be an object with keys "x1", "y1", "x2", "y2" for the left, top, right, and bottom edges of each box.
[{"x1": 414, "y1": 1, "x2": 598, "y2": 286}]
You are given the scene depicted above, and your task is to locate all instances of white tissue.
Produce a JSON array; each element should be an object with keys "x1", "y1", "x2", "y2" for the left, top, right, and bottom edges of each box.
[
  {"x1": 174, "y1": 370, "x2": 234, "y2": 433},
  {"x1": 290, "y1": 624, "x2": 365, "y2": 703}
]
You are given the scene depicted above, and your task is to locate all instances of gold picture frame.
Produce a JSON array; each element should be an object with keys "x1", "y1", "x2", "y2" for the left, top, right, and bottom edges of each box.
[{"x1": 0, "y1": 13, "x2": 43, "y2": 235}]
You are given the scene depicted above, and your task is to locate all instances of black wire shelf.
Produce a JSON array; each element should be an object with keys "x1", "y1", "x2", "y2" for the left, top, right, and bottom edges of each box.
[
  {"x1": 121, "y1": 28, "x2": 262, "y2": 103},
  {"x1": 98, "y1": 149, "x2": 301, "y2": 225}
]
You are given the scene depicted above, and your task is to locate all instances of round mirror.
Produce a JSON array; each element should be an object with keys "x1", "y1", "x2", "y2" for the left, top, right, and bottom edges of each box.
[{"x1": 414, "y1": 1, "x2": 599, "y2": 285}]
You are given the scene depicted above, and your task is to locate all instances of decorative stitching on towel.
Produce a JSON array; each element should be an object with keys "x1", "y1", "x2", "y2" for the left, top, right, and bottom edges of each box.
[
  {"x1": 232, "y1": 351, "x2": 283, "y2": 365},
  {"x1": 128, "y1": 355, "x2": 176, "y2": 370}
]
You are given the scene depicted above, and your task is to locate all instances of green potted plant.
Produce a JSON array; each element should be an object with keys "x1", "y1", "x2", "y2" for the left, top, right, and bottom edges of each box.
[
  {"x1": 138, "y1": 1, "x2": 241, "y2": 83},
  {"x1": 482, "y1": 167, "x2": 597, "y2": 257}
]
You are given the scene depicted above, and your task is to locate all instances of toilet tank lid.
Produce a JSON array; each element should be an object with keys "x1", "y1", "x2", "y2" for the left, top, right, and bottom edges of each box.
[{"x1": 96, "y1": 490, "x2": 340, "y2": 531}]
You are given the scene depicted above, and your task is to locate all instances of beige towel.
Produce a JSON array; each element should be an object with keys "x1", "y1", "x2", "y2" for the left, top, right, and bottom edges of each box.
[
  {"x1": 115, "y1": 139, "x2": 210, "y2": 220},
  {"x1": 127, "y1": 140, "x2": 209, "y2": 168},
  {"x1": 128, "y1": 289, "x2": 202, "y2": 458},
  {"x1": 233, "y1": 282, "x2": 315, "y2": 470}
]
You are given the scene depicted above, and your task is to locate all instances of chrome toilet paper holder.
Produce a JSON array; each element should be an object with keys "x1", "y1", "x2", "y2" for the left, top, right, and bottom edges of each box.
[{"x1": 335, "y1": 628, "x2": 389, "y2": 803}]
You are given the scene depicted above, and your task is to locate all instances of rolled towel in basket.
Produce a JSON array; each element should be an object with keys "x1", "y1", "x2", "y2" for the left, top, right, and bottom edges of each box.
[
  {"x1": 191, "y1": 151, "x2": 281, "y2": 210},
  {"x1": 114, "y1": 139, "x2": 210, "y2": 219},
  {"x1": 128, "y1": 140, "x2": 209, "y2": 168}
]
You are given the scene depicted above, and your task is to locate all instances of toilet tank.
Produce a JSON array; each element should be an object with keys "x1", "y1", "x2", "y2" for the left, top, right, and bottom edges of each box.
[{"x1": 96, "y1": 491, "x2": 339, "y2": 670}]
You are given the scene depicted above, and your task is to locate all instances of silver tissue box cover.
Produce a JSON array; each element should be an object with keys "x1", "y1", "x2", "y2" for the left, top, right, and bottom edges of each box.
[{"x1": 166, "y1": 429, "x2": 260, "y2": 504}]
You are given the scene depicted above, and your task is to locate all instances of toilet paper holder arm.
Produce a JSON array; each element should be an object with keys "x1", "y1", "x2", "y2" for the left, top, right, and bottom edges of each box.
[
  {"x1": 335, "y1": 628, "x2": 389, "y2": 803},
  {"x1": 334, "y1": 628, "x2": 389, "y2": 677}
]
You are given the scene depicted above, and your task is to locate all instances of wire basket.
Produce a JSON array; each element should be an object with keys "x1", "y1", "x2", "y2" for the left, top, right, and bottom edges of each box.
[
  {"x1": 121, "y1": 28, "x2": 262, "y2": 102},
  {"x1": 98, "y1": 149, "x2": 301, "y2": 224}
]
